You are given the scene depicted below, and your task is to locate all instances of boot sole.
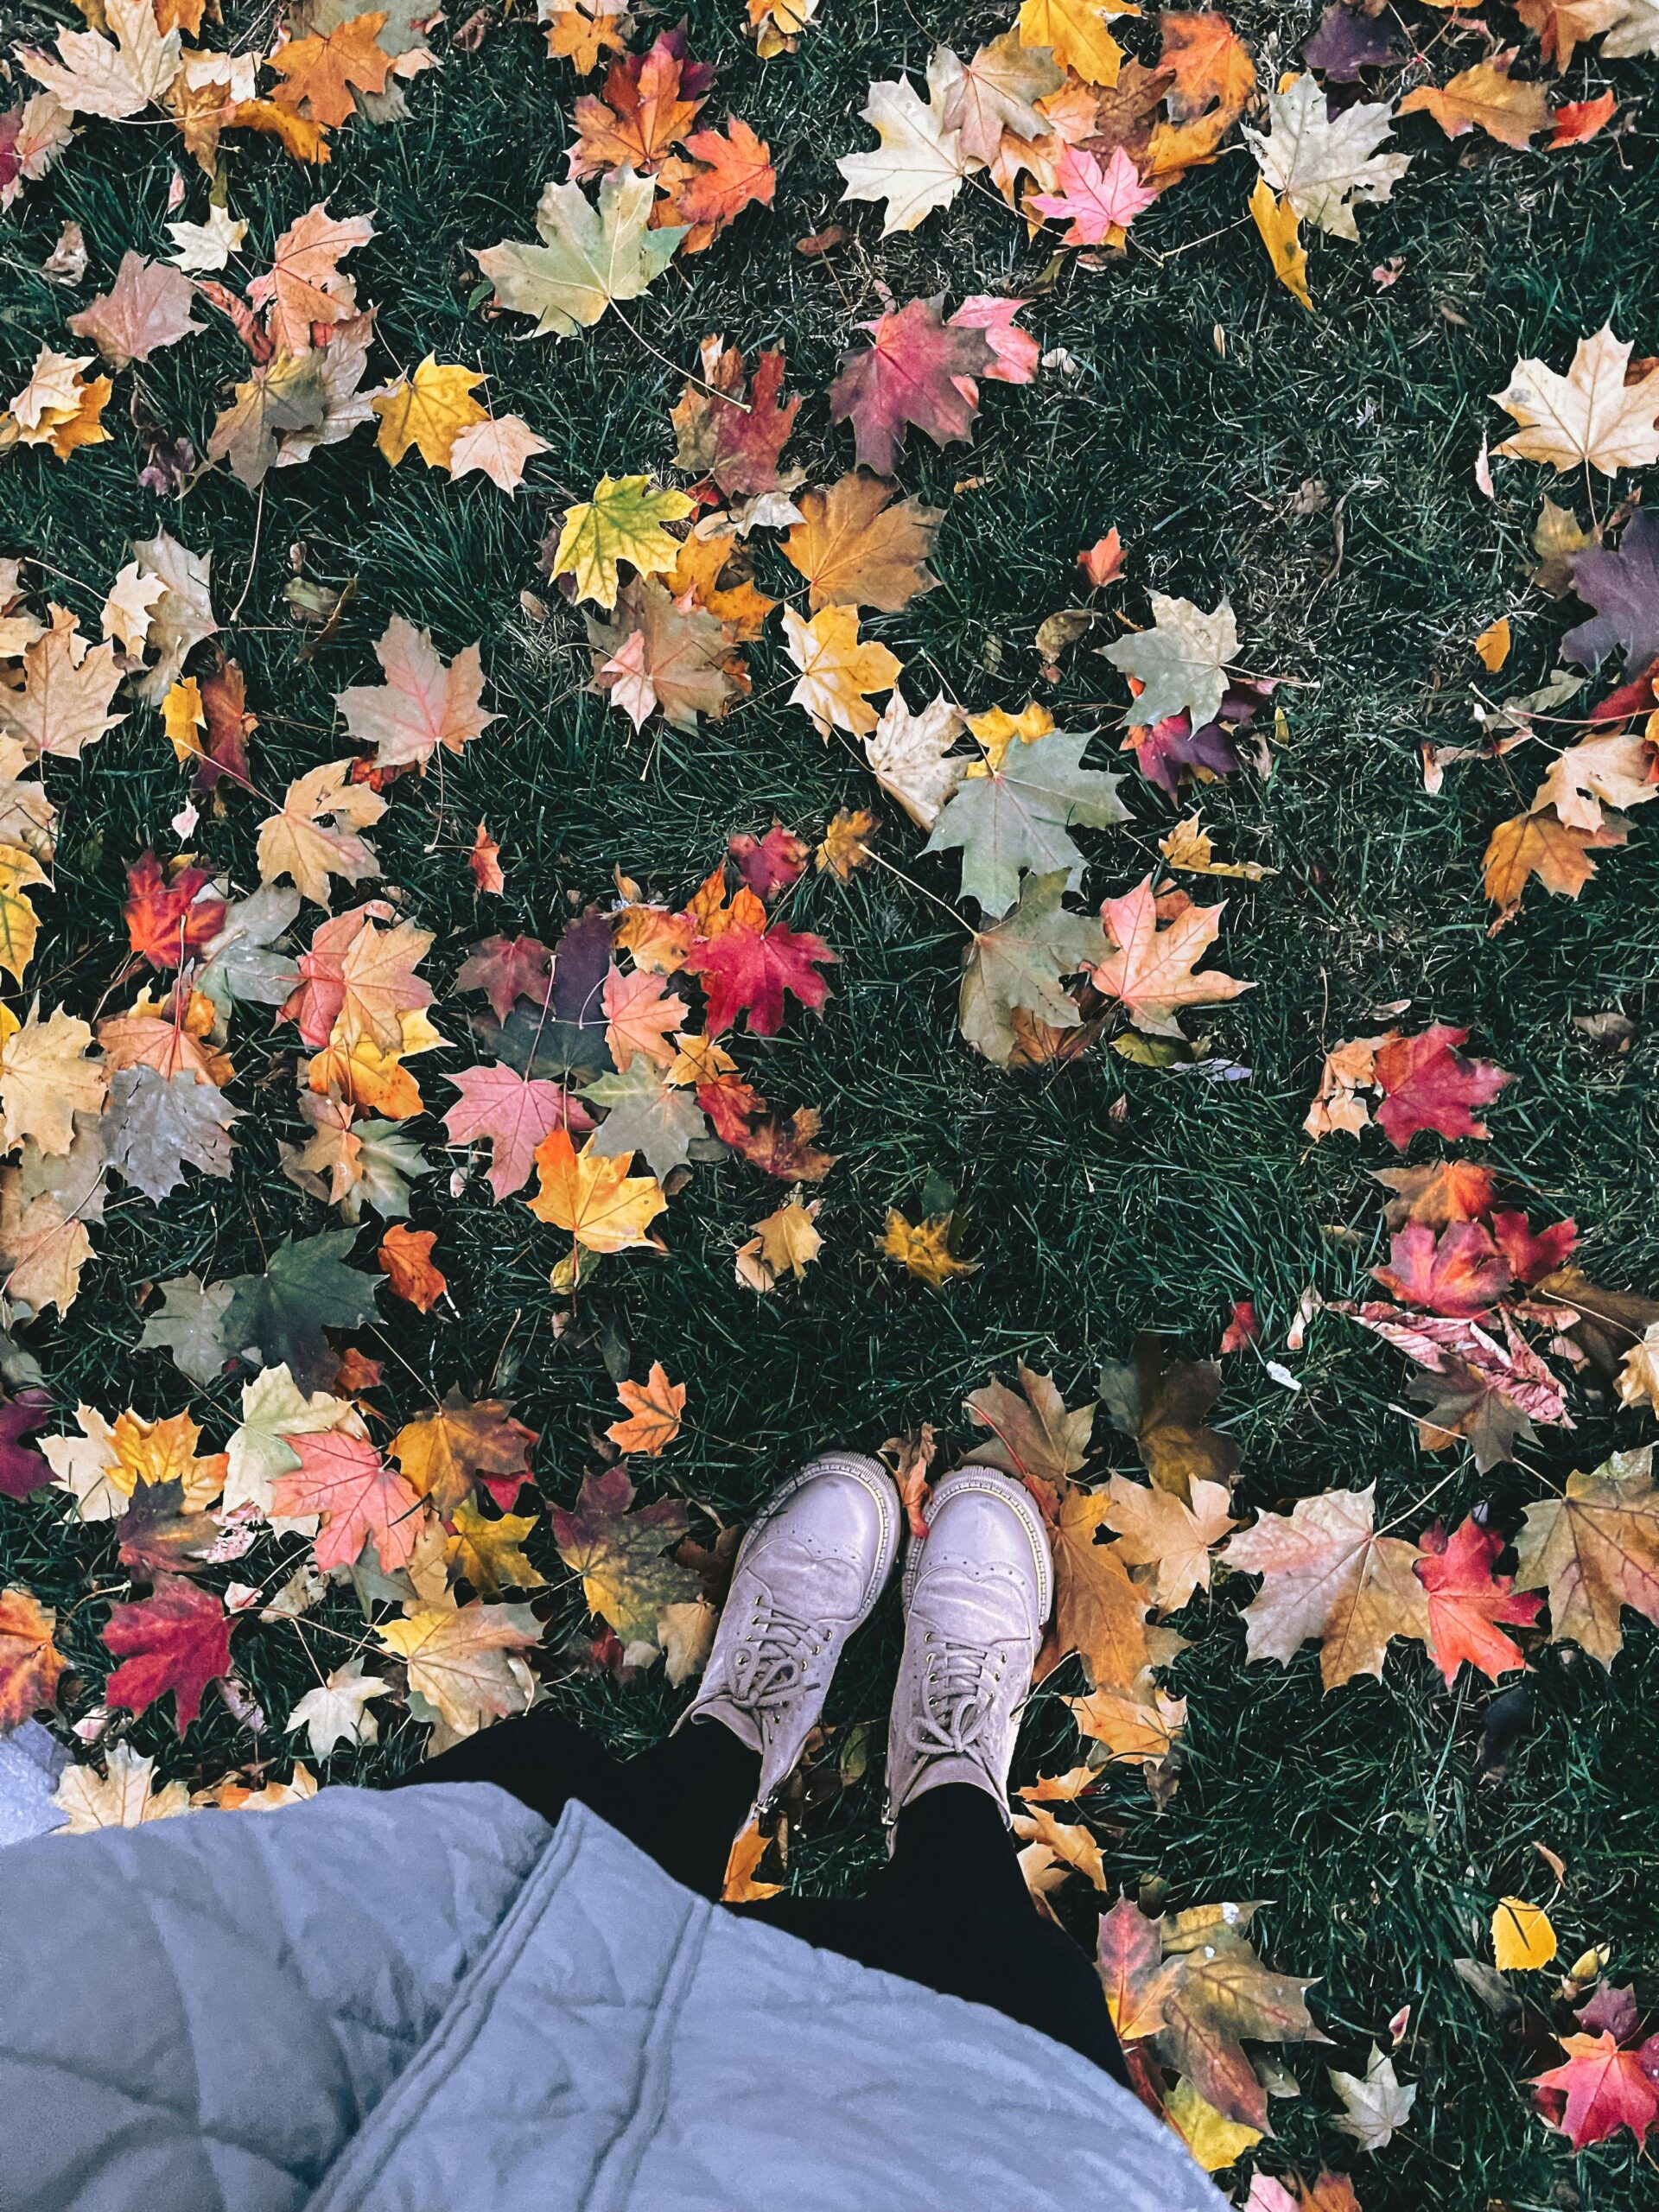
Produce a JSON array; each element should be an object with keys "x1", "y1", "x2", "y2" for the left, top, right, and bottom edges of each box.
[
  {"x1": 899, "y1": 1464, "x2": 1054, "y2": 1625},
  {"x1": 732, "y1": 1451, "x2": 901, "y2": 1625}
]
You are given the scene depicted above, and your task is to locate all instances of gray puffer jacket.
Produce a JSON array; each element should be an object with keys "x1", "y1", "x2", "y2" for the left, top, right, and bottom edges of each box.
[{"x1": 0, "y1": 1780, "x2": 1224, "y2": 2212}]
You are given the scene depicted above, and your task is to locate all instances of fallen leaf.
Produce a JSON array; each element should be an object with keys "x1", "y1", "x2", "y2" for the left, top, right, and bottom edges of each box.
[
  {"x1": 104, "y1": 1575, "x2": 232, "y2": 1729},
  {"x1": 529, "y1": 1126, "x2": 666, "y2": 1252},
  {"x1": 836, "y1": 58, "x2": 969, "y2": 235},
  {"x1": 828, "y1": 296, "x2": 993, "y2": 478},
  {"x1": 1400, "y1": 59, "x2": 1550, "y2": 149},
  {"x1": 549, "y1": 1463, "x2": 699, "y2": 1646},
  {"x1": 607, "y1": 1359, "x2": 686, "y2": 1453},
  {"x1": 376, "y1": 1597, "x2": 540, "y2": 1738},
  {"x1": 552, "y1": 475, "x2": 695, "y2": 611},
  {"x1": 1492, "y1": 1895, "x2": 1556, "y2": 1971},
  {"x1": 67, "y1": 249, "x2": 204, "y2": 367},
  {"x1": 1244, "y1": 73, "x2": 1409, "y2": 242},
  {"x1": 1493, "y1": 325, "x2": 1659, "y2": 476},
  {"x1": 1223, "y1": 1484, "x2": 1429, "y2": 1689},
  {"x1": 1330, "y1": 2042, "x2": 1417, "y2": 2152},
  {"x1": 372, "y1": 354, "x2": 486, "y2": 468},
  {"x1": 0, "y1": 1584, "x2": 67, "y2": 1726},
  {"x1": 781, "y1": 605, "x2": 901, "y2": 740},
  {"x1": 783, "y1": 472, "x2": 941, "y2": 613},
  {"x1": 475, "y1": 165, "x2": 683, "y2": 340}
]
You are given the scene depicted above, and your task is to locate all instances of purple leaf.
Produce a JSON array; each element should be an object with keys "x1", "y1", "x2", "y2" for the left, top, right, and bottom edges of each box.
[
  {"x1": 1576, "y1": 1982, "x2": 1641, "y2": 2043},
  {"x1": 1563, "y1": 512, "x2": 1659, "y2": 671},
  {"x1": 1303, "y1": 3, "x2": 1403, "y2": 79},
  {"x1": 0, "y1": 1390, "x2": 54, "y2": 1500}
]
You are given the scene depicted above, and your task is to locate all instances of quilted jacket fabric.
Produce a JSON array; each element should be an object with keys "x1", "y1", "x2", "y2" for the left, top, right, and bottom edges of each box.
[{"x1": 1, "y1": 1781, "x2": 1225, "y2": 2212}]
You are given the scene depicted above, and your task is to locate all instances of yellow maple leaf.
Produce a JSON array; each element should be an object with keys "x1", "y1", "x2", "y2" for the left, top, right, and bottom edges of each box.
[
  {"x1": 817, "y1": 805, "x2": 879, "y2": 880},
  {"x1": 529, "y1": 1126, "x2": 666, "y2": 1252},
  {"x1": 1016, "y1": 0, "x2": 1136, "y2": 86},
  {"x1": 780, "y1": 605, "x2": 901, "y2": 739},
  {"x1": 550, "y1": 475, "x2": 694, "y2": 612},
  {"x1": 736, "y1": 1195, "x2": 822, "y2": 1290},
  {"x1": 879, "y1": 1209, "x2": 976, "y2": 1288},
  {"x1": 445, "y1": 1500, "x2": 546, "y2": 1596},
  {"x1": 376, "y1": 1598, "x2": 540, "y2": 1738},
  {"x1": 0, "y1": 844, "x2": 49, "y2": 984},
  {"x1": 966, "y1": 700, "x2": 1053, "y2": 772},
  {"x1": 0, "y1": 1005, "x2": 106, "y2": 1154},
  {"x1": 110, "y1": 1409, "x2": 226, "y2": 1510},
  {"x1": 372, "y1": 355, "x2": 487, "y2": 469}
]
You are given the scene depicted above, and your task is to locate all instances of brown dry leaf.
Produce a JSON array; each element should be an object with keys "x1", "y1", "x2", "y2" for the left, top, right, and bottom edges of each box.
[
  {"x1": 1101, "y1": 1473, "x2": 1236, "y2": 1610},
  {"x1": 1514, "y1": 1446, "x2": 1659, "y2": 1666},
  {"x1": 782, "y1": 471, "x2": 943, "y2": 613},
  {"x1": 1066, "y1": 1680, "x2": 1186, "y2": 1764},
  {"x1": 391, "y1": 1392, "x2": 537, "y2": 1518},
  {"x1": 963, "y1": 1362, "x2": 1094, "y2": 1485},
  {"x1": 1041, "y1": 1480, "x2": 1153, "y2": 1691},
  {"x1": 1010, "y1": 1801, "x2": 1109, "y2": 1888},
  {"x1": 1223, "y1": 1484, "x2": 1430, "y2": 1689},
  {"x1": 1098, "y1": 1334, "x2": 1241, "y2": 1502}
]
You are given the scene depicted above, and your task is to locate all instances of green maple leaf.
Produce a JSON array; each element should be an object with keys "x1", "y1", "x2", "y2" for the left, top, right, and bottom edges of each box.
[
  {"x1": 474, "y1": 168, "x2": 686, "y2": 341},
  {"x1": 137, "y1": 1274, "x2": 237, "y2": 1389},
  {"x1": 925, "y1": 730, "x2": 1129, "y2": 917},
  {"x1": 221, "y1": 1230, "x2": 383, "y2": 1394},
  {"x1": 958, "y1": 871, "x2": 1109, "y2": 1065},
  {"x1": 582, "y1": 1060, "x2": 708, "y2": 1181}
]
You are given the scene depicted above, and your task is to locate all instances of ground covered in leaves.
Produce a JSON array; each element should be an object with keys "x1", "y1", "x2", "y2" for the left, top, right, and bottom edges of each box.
[{"x1": 3, "y1": 0, "x2": 1659, "y2": 2205}]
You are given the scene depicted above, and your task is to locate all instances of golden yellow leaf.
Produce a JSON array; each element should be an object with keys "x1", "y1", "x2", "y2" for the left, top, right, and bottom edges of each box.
[
  {"x1": 551, "y1": 475, "x2": 695, "y2": 612},
  {"x1": 529, "y1": 1126, "x2": 666, "y2": 1252},
  {"x1": 1491, "y1": 1896, "x2": 1556, "y2": 1971},
  {"x1": 1249, "y1": 175, "x2": 1312, "y2": 313},
  {"x1": 816, "y1": 805, "x2": 879, "y2": 880},
  {"x1": 1016, "y1": 0, "x2": 1135, "y2": 86},
  {"x1": 879, "y1": 1208, "x2": 976, "y2": 1287},
  {"x1": 722, "y1": 1817, "x2": 785, "y2": 1900},
  {"x1": 0, "y1": 844, "x2": 50, "y2": 983},
  {"x1": 1165, "y1": 2077, "x2": 1263, "y2": 2171},
  {"x1": 753, "y1": 1195, "x2": 822, "y2": 1277},
  {"x1": 376, "y1": 1598, "x2": 540, "y2": 1739},
  {"x1": 780, "y1": 604, "x2": 901, "y2": 740},
  {"x1": 162, "y1": 676, "x2": 206, "y2": 765},
  {"x1": 445, "y1": 1500, "x2": 546, "y2": 1595},
  {"x1": 110, "y1": 1408, "x2": 226, "y2": 1509},
  {"x1": 1475, "y1": 616, "x2": 1511, "y2": 671},
  {"x1": 372, "y1": 354, "x2": 487, "y2": 469}
]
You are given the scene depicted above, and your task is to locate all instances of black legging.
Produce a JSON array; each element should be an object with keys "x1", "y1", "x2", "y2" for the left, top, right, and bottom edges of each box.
[{"x1": 399, "y1": 1707, "x2": 1128, "y2": 2083}]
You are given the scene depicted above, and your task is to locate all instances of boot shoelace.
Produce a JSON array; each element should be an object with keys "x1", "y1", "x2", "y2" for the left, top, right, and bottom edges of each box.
[
  {"x1": 733, "y1": 1599, "x2": 824, "y2": 1709},
  {"x1": 906, "y1": 1636, "x2": 1003, "y2": 1758}
]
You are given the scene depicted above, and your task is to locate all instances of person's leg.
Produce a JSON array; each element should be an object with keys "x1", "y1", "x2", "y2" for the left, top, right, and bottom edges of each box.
[
  {"x1": 397, "y1": 1451, "x2": 899, "y2": 1899},
  {"x1": 733, "y1": 1783, "x2": 1129, "y2": 2082},
  {"x1": 734, "y1": 1465, "x2": 1128, "y2": 2082}
]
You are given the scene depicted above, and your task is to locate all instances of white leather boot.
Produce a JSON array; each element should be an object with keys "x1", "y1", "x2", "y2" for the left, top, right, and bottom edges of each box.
[
  {"x1": 680, "y1": 1452, "x2": 899, "y2": 1815},
  {"x1": 884, "y1": 1466, "x2": 1052, "y2": 1830}
]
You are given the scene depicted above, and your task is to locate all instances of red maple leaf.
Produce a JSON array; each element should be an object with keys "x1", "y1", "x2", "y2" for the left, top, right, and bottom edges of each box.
[
  {"x1": 270, "y1": 1430, "x2": 426, "y2": 1573},
  {"x1": 1491, "y1": 1210, "x2": 1578, "y2": 1285},
  {"x1": 659, "y1": 117, "x2": 776, "y2": 250},
  {"x1": 1371, "y1": 1222, "x2": 1513, "y2": 1317},
  {"x1": 1372, "y1": 1025, "x2": 1511, "y2": 1149},
  {"x1": 728, "y1": 823, "x2": 808, "y2": 898},
  {"x1": 828, "y1": 297, "x2": 994, "y2": 477},
  {"x1": 194, "y1": 657, "x2": 256, "y2": 793},
  {"x1": 696, "y1": 1070, "x2": 766, "y2": 1142},
  {"x1": 104, "y1": 1576, "x2": 232, "y2": 1730},
  {"x1": 0, "y1": 1389, "x2": 54, "y2": 1500},
  {"x1": 1530, "y1": 2031, "x2": 1659, "y2": 2151},
  {"x1": 703, "y1": 347, "x2": 800, "y2": 497},
  {"x1": 124, "y1": 852, "x2": 227, "y2": 971},
  {"x1": 455, "y1": 932, "x2": 555, "y2": 1022},
  {"x1": 688, "y1": 918, "x2": 836, "y2": 1038},
  {"x1": 1414, "y1": 1514, "x2": 1541, "y2": 1685}
]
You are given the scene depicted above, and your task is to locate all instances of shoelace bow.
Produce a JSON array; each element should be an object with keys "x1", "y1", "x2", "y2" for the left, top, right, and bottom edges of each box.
[{"x1": 906, "y1": 1637, "x2": 1001, "y2": 1758}]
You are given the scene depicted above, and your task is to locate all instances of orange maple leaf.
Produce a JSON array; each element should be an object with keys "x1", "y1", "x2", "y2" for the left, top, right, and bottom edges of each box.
[
  {"x1": 268, "y1": 12, "x2": 397, "y2": 129},
  {"x1": 607, "y1": 1360, "x2": 687, "y2": 1455}
]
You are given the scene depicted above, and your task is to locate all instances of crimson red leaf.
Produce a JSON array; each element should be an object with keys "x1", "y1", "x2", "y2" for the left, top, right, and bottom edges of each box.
[
  {"x1": 1372, "y1": 1025, "x2": 1511, "y2": 1149},
  {"x1": 1530, "y1": 2031, "x2": 1659, "y2": 2151},
  {"x1": 1491, "y1": 1210, "x2": 1577, "y2": 1285},
  {"x1": 1371, "y1": 1222, "x2": 1512, "y2": 1317},
  {"x1": 828, "y1": 296, "x2": 993, "y2": 477},
  {"x1": 728, "y1": 823, "x2": 808, "y2": 898},
  {"x1": 687, "y1": 919, "x2": 836, "y2": 1037},
  {"x1": 1414, "y1": 1514, "x2": 1541, "y2": 1685},
  {"x1": 104, "y1": 1576, "x2": 232, "y2": 1730},
  {"x1": 124, "y1": 851, "x2": 227, "y2": 971}
]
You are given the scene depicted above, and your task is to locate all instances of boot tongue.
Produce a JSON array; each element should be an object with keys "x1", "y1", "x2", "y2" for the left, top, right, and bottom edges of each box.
[{"x1": 912, "y1": 1564, "x2": 1027, "y2": 1646}]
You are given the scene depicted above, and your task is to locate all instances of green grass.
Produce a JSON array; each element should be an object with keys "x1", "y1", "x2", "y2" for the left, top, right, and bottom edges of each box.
[{"x1": 4, "y1": 1, "x2": 1659, "y2": 2204}]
